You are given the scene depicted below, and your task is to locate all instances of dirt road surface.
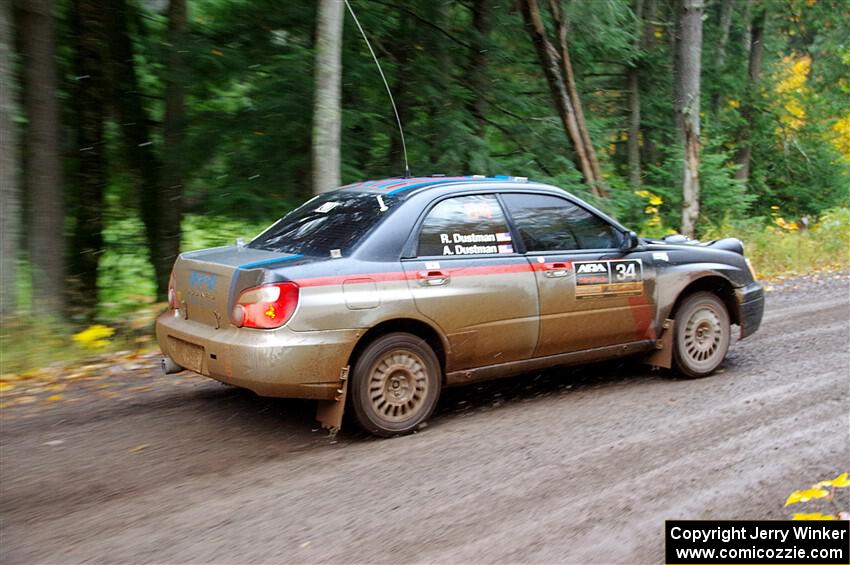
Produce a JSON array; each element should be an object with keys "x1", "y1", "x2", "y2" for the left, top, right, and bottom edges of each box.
[{"x1": 2, "y1": 272, "x2": 849, "y2": 564}]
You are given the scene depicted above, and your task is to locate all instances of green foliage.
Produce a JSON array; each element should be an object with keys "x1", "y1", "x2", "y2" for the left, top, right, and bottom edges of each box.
[
  {"x1": 181, "y1": 214, "x2": 271, "y2": 250},
  {"x1": 98, "y1": 216, "x2": 157, "y2": 319}
]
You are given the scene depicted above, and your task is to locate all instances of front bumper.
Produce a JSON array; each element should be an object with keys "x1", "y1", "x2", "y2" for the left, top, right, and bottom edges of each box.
[
  {"x1": 156, "y1": 312, "x2": 360, "y2": 400},
  {"x1": 736, "y1": 282, "x2": 765, "y2": 339}
]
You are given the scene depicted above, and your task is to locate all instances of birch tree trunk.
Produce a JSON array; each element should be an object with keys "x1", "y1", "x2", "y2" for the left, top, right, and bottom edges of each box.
[
  {"x1": 675, "y1": 0, "x2": 704, "y2": 238},
  {"x1": 17, "y1": 0, "x2": 65, "y2": 314},
  {"x1": 734, "y1": 7, "x2": 765, "y2": 184},
  {"x1": 312, "y1": 0, "x2": 344, "y2": 194},
  {"x1": 0, "y1": 0, "x2": 18, "y2": 316}
]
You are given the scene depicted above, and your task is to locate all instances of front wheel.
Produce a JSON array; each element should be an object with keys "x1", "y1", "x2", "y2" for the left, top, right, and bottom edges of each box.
[
  {"x1": 349, "y1": 332, "x2": 442, "y2": 437},
  {"x1": 672, "y1": 292, "x2": 731, "y2": 378}
]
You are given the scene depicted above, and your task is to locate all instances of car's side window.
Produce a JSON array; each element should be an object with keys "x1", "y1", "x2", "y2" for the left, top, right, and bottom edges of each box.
[
  {"x1": 418, "y1": 194, "x2": 515, "y2": 257},
  {"x1": 501, "y1": 193, "x2": 623, "y2": 251}
]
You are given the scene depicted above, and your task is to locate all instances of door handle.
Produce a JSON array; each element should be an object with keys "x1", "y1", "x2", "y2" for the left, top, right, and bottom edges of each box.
[
  {"x1": 417, "y1": 270, "x2": 450, "y2": 286},
  {"x1": 543, "y1": 262, "x2": 570, "y2": 278}
]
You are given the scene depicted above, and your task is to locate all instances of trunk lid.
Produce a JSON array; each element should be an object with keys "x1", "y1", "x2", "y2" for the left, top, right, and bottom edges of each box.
[{"x1": 172, "y1": 246, "x2": 302, "y2": 329}]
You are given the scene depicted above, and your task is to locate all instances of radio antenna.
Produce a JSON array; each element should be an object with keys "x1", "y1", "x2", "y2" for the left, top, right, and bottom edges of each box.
[{"x1": 344, "y1": 0, "x2": 411, "y2": 178}]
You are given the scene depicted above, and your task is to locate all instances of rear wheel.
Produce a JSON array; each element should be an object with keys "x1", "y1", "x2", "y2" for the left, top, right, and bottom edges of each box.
[
  {"x1": 672, "y1": 292, "x2": 731, "y2": 378},
  {"x1": 350, "y1": 332, "x2": 441, "y2": 436}
]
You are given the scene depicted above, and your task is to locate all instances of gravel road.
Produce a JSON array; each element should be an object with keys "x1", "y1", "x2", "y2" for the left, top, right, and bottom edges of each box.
[{"x1": 2, "y1": 272, "x2": 849, "y2": 564}]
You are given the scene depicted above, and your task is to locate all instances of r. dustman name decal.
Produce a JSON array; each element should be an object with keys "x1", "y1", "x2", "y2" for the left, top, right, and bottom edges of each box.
[
  {"x1": 574, "y1": 259, "x2": 643, "y2": 298},
  {"x1": 438, "y1": 231, "x2": 513, "y2": 256}
]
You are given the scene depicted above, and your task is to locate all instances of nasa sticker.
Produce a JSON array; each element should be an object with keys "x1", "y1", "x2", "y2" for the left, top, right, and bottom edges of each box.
[{"x1": 573, "y1": 259, "x2": 643, "y2": 298}]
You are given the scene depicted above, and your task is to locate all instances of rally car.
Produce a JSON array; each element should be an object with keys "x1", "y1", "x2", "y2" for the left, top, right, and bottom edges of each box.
[{"x1": 157, "y1": 175, "x2": 764, "y2": 436}]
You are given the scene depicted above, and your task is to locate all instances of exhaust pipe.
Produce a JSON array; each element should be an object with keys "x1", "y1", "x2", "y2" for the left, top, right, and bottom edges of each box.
[{"x1": 161, "y1": 356, "x2": 184, "y2": 375}]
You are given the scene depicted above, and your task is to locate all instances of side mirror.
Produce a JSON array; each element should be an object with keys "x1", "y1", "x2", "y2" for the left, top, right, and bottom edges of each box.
[{"x1": 620, "y1": 230, "x2": 639, "y2": 252}]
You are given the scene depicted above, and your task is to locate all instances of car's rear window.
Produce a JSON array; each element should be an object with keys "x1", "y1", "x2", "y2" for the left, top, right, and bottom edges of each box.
[{"x1": 249, "y1": 191, "x2": 399, "y2": 257}]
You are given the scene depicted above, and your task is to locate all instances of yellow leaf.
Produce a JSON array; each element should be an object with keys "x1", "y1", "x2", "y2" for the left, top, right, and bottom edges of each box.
[
  {"x1": 818, "y1": 472, "x2": 850, "y2": 489},
  {"x1": 0, "y1": 382, "x2": 14, "y2": 392},
  {"x1": 72, "y1": 324, "x2": 115, "y2": 350},
  {"x1": 46, "y1": 394, "x2": 63, "y2": 402},
  {"x1": 129, "y1": 444, "x2": 149, "y2": 453},
  {"x1": 793, "y1": 512, "x2": 835, "y2": 520},
  {"x1": 785, "y1": 487, "x2": 830, "y2": 506},
  {"x1": 211, "y1": 48, "x2": 223, "y2": 56}
]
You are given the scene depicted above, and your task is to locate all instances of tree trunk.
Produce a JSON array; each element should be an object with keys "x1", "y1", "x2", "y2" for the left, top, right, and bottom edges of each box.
[
  {"x1": 387, "y1": 8, "x2": 411, "y2": 177},
  {"x1": 105, "y1": 0, "x2": 169, "y2": 298},
  {"x1": 710, "y1": 0, "x2": 733, "y2": 115},
  {"x1": 105, "y1": 0, "x2": 169, "y2": 299},
  {"x1": 741, "y1": 0, "x2": 754, "y2": 55},
  {"x1": 675, "y1": 0, "x2": 703, "y2": 238},
  {"x1": 0, "y1": 0, "x2": 18, "y2": 317},
  {"x1": 627, "y1": 70, "x2": 641, "y2": 188},
  {"x1": 517, "y1": 0, "x2": 603, "y2": 197},
  {"x1": 312, "y1": 0, "x2": 344, "y2": 194},
  {"x1": 733, "y1": 8, "x2": 764, "y2": 184},
  {"x1": 161, "y1": 0, "x2": 186, "y2": 272},
  {"x1": 627, "y1": 0, "x2": 645, "y2": 188},
  {"x1": 468, "y1": 0, "x2": 491, "y2": 140},
  {"x1": 639, "y1": 0, "x2": 658, "y2": 167},
  {"x1": 17, "y1": 0, "x2": 65, "y2": 314},
  {"x1": 547, "y1": 0, "x2": 606, "y2": 195},
  {"x1": 69, "y1": 0, "x2": 108, "y2": 319}
]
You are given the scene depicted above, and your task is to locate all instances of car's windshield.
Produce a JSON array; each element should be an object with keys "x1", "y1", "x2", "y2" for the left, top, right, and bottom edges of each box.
[{"x1": 248, "y1": 191, "x2": 399, "y2": 257}]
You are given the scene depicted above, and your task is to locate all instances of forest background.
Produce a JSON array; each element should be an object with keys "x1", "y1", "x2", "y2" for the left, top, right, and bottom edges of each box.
[{"x1": 1, "y1": 0, "x2": 848, "y2": 371}]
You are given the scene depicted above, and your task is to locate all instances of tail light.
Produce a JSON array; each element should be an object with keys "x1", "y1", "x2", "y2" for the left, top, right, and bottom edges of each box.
[
  {"x1": 232, "y1": 282, "x2": 299, "y2": 329},
  {"x1": 168, "y1": 271, "x2": 178, "y2": 310}
]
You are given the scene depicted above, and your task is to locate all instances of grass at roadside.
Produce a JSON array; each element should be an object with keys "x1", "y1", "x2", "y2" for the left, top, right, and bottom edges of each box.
[{"x1": 701, "y1": 207, "x2": 850, "y2": 280}]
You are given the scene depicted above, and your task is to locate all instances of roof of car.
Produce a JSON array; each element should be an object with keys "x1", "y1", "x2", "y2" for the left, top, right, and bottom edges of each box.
[{"x1": 338, "y1": 175, "x2": 539, "y2": 197}]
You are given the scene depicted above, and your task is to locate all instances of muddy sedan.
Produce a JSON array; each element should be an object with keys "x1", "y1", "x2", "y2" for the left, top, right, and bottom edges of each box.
[{"x1": 157, "y1": 175, "x2": 764, "y2": 436}]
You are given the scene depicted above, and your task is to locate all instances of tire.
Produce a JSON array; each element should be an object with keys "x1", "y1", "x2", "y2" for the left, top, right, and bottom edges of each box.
[
  {"x1": 672, "y1": 291, "x2": 731, "y2": 378},
  {"x1": 349, "y1": 332, "x2": 442, "y2": 437}
]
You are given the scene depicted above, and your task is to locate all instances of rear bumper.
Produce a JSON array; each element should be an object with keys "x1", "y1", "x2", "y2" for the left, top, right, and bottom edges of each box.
[
  {"x1": 156, "y1": 312, "x2": 359, "y2": 400},
  {"x1": 736, "y1": 282, "x2": 765, "y2": 339}
]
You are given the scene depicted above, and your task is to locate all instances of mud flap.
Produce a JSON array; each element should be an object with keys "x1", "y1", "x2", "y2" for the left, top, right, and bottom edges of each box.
[
  {"x1": 316, "y1": 366, "x2": 349, "y2": 434},
  {"x1": 644, "y1": 319, "x2": 675, "y2": 369}
]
